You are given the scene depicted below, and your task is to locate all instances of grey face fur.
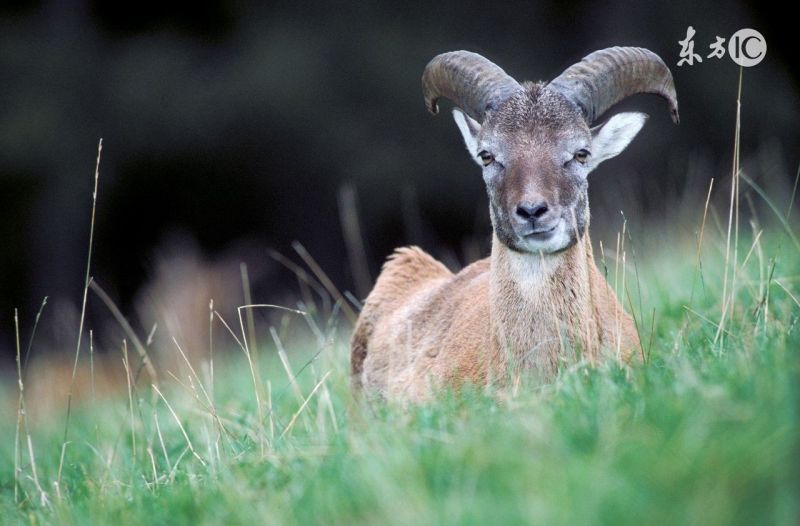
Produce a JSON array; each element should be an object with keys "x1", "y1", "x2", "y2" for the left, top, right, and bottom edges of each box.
[
  {"x1": 454, "y1": 82, "x2": 648, "y2": 254},
  {"x1": 423, "y1": 47, "x2": 678, "y2": 255}
]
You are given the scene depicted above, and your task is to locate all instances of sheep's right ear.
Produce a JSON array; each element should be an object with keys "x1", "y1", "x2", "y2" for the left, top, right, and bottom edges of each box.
[{"x1": 452, "y1": 108, "x2": 482, "y2": 165}]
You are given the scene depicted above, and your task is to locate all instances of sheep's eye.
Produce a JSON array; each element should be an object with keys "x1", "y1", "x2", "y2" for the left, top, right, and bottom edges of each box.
[
  {"x1": 574, "y1": 149, "x2": 590, "y2": 164},
  {"x1": 478, "y1": 151, "x2": 494, "y2": 167}
]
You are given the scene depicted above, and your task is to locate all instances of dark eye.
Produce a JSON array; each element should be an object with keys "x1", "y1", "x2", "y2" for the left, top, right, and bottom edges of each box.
[
  {"x1": 478, "y1": 151, "x2": 494, "y2": 167},
  {"x1": 574, "y1": 149, "x2": 590, "y2": 164}
]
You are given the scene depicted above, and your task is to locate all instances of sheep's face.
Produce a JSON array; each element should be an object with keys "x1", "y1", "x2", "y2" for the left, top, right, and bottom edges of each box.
[{"x1": 454, "y1": 83, "x2": 647, "y2": 255}]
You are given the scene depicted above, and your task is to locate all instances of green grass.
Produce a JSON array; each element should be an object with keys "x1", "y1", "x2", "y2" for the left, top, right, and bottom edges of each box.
[{"x1": 1, "y1": 222, "x2": 798, "y2": 525}]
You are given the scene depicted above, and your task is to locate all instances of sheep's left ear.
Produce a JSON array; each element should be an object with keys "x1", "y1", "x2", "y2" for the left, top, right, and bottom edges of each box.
[{"x1": 588, "y1": 112, "x2": 648, "y2": 171}]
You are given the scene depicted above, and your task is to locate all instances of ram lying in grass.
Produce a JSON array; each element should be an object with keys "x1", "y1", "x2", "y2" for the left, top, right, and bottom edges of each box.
[{"x1": 2, "y1": 216, "x2": 798, "y2": 525}]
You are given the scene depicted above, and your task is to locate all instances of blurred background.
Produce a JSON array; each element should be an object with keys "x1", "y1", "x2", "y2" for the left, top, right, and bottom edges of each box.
[{"x1": 1, "y1": 0, "x2": 797, "y2": 368}]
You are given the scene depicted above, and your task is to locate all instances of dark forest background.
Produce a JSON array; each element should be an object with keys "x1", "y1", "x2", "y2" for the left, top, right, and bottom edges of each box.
[{"x1": 1, "y1": 0, "x2": 797, "y2": 365}]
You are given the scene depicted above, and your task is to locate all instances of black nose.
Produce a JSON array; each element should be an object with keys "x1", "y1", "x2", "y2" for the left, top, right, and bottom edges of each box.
[{"x1": 516, "y1": 202, "x2": 549, "y2": 222}]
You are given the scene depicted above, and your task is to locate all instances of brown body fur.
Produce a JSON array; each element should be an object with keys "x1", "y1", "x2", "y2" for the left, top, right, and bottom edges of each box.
[{"x1": 351, "y1": 233, "x2": 639, "y2": 401}]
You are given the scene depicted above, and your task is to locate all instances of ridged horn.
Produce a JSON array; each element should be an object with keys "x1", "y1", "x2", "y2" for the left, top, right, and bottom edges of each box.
[
  {"x1": 422, "y1": 51, "x2": 522, "y2": 122},
  {"x1": 547, "y1": 47, "x2": 679, "y2": 124}
]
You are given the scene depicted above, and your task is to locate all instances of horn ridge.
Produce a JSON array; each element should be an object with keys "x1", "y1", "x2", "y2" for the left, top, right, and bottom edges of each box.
[
  {"x1": 548, "y1": 46, "x2": 679, "y2": 124},
  {"x1": 422, "y1": 51, "x2": 523, "y2": 122}
]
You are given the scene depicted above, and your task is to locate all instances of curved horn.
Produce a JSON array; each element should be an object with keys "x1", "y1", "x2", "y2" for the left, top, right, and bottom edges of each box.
[
  {"x1": 422, "y1": 51, "x2": 522, "y2": 122},
  {"x1": 547, "y1": 47, "x2": 679, "y2": 124}
]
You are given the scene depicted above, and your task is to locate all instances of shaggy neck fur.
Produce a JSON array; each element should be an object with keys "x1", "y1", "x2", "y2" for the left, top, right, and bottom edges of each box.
[{"x1": 489, "y1": 231, "x2": 601, "y2": 376}]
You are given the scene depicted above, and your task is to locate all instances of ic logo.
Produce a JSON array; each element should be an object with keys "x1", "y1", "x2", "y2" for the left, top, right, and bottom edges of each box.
[{"x1": 728, "y1": 28, "x2": 767, "y2": 67}]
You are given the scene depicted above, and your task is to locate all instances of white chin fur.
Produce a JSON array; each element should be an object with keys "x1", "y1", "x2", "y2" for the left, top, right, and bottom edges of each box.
[{"x1": 517, "y1": 220, "x2": 571, "y2": 254}]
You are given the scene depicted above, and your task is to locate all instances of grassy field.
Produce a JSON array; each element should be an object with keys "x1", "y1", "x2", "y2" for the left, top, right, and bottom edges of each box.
[
  {"x1": 1, "y1": 207, "x2": 798, "y2": 525},
  {"x1": 2, "y1": 112, "x2": 800, "y2": 524}
]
